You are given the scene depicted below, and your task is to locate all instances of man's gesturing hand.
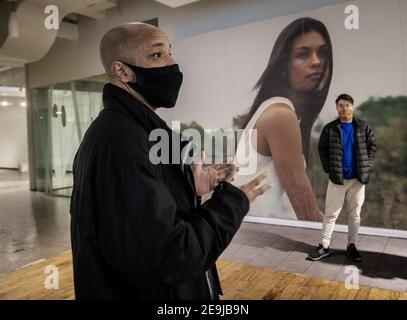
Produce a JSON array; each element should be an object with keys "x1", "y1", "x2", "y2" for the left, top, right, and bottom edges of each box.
[
  {"x1": 192, "y1": 151, "x2": 271, "y2": 202},
  {"x1": 192, "y1": 151, "x2": 238, "y2": 196}
]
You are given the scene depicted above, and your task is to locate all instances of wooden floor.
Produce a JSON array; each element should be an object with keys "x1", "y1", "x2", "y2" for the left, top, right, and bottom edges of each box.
[{"x1": 0, "y1": 251, "x2": 406, "y2": 300}]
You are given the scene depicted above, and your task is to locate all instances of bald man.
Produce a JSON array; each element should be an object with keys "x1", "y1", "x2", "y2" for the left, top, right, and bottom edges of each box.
[{"x1": 70, "y1": 23, "x2": 270, "y2": 300}]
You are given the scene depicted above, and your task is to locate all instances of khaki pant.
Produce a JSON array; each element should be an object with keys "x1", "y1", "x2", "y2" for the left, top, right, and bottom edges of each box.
[{"x1": 320, "y1": 179, "x2": 365, "y2": 248}]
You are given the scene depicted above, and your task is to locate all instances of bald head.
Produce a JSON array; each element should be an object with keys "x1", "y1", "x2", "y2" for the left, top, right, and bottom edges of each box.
[{"x1": 99, "y1": 23, "x2": 166, "y2": 78}]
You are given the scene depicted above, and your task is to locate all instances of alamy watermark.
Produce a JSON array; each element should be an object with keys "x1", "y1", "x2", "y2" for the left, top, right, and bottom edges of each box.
[
  {"x1": 148, "y1": 121, "x2": 258, "y2": 175},
  {"x1": 344, "y1": 4, "x2": 359, "y2": 30},
  {"x1": 344, "y1": 266, "x2": 360, "y2": 290},
  {"x1": 44, "y1": 5, "x2": 59, "y2": 30},
  {"x1": 44, "y1": 265, "x2": 59, "y2": 289}
]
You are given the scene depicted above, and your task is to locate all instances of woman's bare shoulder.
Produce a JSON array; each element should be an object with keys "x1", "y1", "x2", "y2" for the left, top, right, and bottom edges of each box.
[{"x1": 256, "y1": 102, "x2": 297, "y2": 129}]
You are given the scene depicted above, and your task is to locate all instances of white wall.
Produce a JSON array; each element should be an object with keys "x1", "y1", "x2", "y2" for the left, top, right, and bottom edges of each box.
[
  {"x1": 0, "y1": 97, "x2": 28, "y2": 169},
  {"x1": 26, "y1": 0, "x2": 349, "y2": 89}
]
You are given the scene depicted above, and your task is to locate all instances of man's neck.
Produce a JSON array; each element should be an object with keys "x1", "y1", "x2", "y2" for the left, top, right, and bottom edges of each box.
[
  {"x1": 108, "y1": 79, "x2": 157, "y2": 112},
  {"x1": 340, "y1": 118, "x2": 353, "y2": 123}
]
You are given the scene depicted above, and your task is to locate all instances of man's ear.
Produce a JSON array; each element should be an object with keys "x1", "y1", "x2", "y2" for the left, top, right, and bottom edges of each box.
[{"x1": 111, "y1": 61, "x2": 134, "y2": 83}]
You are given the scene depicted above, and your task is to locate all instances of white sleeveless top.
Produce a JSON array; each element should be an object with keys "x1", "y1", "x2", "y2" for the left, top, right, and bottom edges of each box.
[{"x1": 233, "y1": 96, "x2": 303, "y2": 220}]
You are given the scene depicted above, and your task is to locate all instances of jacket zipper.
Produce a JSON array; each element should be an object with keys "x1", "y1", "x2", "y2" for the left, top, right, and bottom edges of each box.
[
  {"x1": 205, "y1": 270, "x2": 215, "y2": 300},
  {"x1": 180, "y1": 138, "x2": 215, "y2": 300}
]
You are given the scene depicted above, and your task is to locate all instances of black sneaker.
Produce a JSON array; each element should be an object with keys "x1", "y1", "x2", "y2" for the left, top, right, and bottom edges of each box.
[
  {"x1": 347, "y1": 243, "x2": 362, "y2": 262},
  {"x1": 308, "y1": 244, "x2": 331, "y2": 261}
]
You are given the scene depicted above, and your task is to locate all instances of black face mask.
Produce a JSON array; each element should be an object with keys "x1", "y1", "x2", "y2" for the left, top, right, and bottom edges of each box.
[{"x1": 122, "y1": 62, "x2": 183, "y2": 108}]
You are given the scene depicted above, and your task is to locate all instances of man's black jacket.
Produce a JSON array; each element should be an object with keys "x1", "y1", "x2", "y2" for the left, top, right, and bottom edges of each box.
[
  {"x1": 69, "y1": 83, "x2": 249, "y2": 300},
  {"x1": 318, "y1": 117, "x2": 376, "y2": 185}
]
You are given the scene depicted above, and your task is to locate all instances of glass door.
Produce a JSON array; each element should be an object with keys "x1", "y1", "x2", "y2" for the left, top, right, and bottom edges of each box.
[{"x1": 32, "y1": 75, "x2": 105, "y2": 197}]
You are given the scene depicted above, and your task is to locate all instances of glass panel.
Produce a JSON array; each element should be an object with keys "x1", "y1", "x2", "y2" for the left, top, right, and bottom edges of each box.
[
  {"x1": 32, "y1": 74, "x2": 105, "y2": 197},
  {"x1": 32, "y1": 87, "x2": 52, "y2": 193}
]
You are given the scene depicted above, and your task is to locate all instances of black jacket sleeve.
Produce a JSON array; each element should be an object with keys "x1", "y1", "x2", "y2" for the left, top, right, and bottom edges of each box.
[
  {"x1": 318, "y1": 126, "x2": 330, "y2": 173},
  {"x1": 366, "y1": 124, "x2": 377, "y2": 171},
  {"x1": 97, "y1": 157, "x2": 249, "y2": 286}
]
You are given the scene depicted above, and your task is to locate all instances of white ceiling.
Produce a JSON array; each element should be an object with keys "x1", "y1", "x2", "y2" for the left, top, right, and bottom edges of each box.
[
  {"x1": 0, "y1": 0, "x2": 203, "y2": 68},
  {"x1": 0, "y1": 0, "x2": 118, "y2": 67}
]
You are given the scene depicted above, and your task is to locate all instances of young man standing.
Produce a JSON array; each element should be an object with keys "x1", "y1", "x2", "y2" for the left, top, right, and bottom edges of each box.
[{"x1": 309, "y1": 94, "x2": 376, "y2": 262}]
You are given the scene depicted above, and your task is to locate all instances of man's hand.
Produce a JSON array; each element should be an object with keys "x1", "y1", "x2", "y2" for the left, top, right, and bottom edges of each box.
[
  {"x1": 192, "y1": 152, "x2": 272, "y2": 202},
  {"x1": 238, "y1": 172, "x2": 272, "y2": 202},
  {"x1": 192, "y1": 151, "x2": 238, "y2": 196}
]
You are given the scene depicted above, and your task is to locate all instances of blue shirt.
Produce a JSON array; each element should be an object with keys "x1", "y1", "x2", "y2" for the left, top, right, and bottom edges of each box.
[{"x1": 340, "y1": 122, "x2": 356, "y2": 179}]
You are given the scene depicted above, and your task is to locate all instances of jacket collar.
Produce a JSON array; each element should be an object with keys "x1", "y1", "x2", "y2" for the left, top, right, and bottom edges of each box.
[
  {"x1": 102, "y1": 83, "x2": 170, "y2": 134},
  {"x1": 102, "y1": 82, "x2": 191, "y2": 157},
  {"x1": 334, "y1": 117, "x2": 361, "y2": 127}
]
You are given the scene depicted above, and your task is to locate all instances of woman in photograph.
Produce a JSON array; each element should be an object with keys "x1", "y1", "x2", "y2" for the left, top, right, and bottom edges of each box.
[{"x1": 233, "y1": 17, "x2": 333, "y2": 221}]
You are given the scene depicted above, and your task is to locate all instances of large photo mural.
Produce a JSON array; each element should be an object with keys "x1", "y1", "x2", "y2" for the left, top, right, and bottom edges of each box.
[{"x1": 159, "y1": 0, "x2": 407, "y2": 230}]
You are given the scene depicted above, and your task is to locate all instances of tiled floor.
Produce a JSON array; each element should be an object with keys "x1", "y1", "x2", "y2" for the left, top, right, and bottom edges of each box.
[
  {"x1": 0, "y1": 169, "x2": 406, "y2": 292},
  {"x1": 221, "y1": 222, "x2": 407, "y2": 292}
]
